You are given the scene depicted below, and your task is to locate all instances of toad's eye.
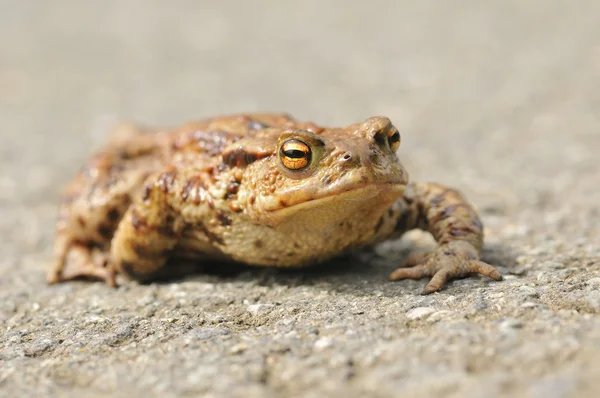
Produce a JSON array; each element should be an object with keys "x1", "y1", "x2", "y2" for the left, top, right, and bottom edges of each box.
[
  {"x1": 280, "y1": 139, "x2": 311, "y2": 170},
  {"x1": 388, "y1": 128, "x2": 401, "y2": 152}
]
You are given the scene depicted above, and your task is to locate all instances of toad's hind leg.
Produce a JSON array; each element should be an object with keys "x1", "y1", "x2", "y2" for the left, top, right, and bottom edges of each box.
[
  {"x1": 47, "y1": 153, "x2": 136, "y2": 285},
  {"x1": 47, "y1": 194, "x2": 126, "y2": 286},
  {"x1": 48, "y1": 240, "x2": 116, "y2": 286},
  {"x1": 48, "y1": 124, "x2": 166, "y2": 285}
]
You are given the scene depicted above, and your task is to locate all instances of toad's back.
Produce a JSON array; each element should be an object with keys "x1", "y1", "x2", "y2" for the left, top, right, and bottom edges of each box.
[{"x1": 54, "y1": 113, "x2": 300, "y2": 259}]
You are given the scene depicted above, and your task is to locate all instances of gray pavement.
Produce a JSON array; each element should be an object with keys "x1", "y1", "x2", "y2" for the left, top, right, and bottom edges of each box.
[{"x1": 1, "y1": 1, "x2": 599, "y2": 397}]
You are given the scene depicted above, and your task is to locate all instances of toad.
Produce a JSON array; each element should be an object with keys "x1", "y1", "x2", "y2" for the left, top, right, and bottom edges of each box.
[{"x1": 48, "y1": 114, "x2": 502, "y2": 294}]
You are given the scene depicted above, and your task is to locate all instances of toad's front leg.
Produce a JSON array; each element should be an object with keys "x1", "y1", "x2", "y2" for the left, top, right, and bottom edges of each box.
[{"x1": 382, "y1": 182, "x2": 502, "y2": 294}]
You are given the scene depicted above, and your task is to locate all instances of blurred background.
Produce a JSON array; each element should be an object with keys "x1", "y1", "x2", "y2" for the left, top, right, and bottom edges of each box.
[{"x1": 2, "y1": 0, "x2": 599, "y2": 259}]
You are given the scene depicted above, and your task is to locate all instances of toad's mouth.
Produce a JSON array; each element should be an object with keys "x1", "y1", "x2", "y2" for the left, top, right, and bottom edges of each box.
[{"x1": 266, "y1": 183, "x2": 406, "y2": 217}]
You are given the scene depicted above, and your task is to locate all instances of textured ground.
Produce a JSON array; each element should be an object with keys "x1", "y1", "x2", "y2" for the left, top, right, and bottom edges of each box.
[{"x1": 1, "y1": 1, "x2": 599, "y2": 397}]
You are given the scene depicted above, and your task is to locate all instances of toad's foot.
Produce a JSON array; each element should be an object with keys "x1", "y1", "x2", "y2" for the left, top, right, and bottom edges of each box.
[
  {"x1": 389, "y1": 240, "x2": 502, "y2": 295},
  {"x1": 47, "y1": 243, "x2": 117, "y2": 287}
]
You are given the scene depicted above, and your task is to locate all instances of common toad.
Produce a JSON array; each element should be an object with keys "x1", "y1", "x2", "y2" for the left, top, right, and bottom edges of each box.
[{"x1": 48, "y1": 114, "x2": 502, "y2": 294}]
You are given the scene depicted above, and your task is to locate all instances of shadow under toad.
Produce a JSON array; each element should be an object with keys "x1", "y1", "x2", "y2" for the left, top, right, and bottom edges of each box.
[{"x1": 146, "y1": 240, "x2": 518, "y2": 298}]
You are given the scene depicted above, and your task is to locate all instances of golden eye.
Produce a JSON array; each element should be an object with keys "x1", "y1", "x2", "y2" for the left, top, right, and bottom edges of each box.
[
  {"x1": 388, "y1": 128, "x2": 401, "y2": 152},
  {"x1": 280, "y1": 139, "x2": 311, "y2": 170}
]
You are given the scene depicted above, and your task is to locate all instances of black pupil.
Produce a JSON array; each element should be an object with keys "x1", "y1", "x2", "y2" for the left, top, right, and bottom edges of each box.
[
  {"x1": 283, "y1": 149, "x2": 306, "y2": 159},
  {"x1": 389, "y1": 131, "x2": 400, "y2": 143}
]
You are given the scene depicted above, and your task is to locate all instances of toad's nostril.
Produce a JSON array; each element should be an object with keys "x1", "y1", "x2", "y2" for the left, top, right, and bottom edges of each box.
[
  {"x1": 342, "y1": 153, "x2": 352, "y2": 161},
  {"x1": 373, "y1": 129, "x2": 387, "y2": 147}
]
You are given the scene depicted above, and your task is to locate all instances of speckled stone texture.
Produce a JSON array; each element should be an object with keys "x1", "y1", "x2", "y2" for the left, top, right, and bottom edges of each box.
[{"x1": 1, "y1": 1, "x2": 599, "y2": 397}]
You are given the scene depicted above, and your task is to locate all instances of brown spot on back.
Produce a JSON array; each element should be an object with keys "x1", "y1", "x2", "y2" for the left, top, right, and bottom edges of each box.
[
  {"x1": 181, "y1": 178, "x2": 195, "y2": 201},
  {"x1": 131, "y1": 210, "x2": 149, "y2": 232},
  {"x1": 77, "y1": 216, "x2": 86, "y2": 228},
  {"x1": 181, "y1": 176, "x2": 205, "y2": 205},
  {"x1": 193, "y1": 130, "x2": 233, "y2": 155},
  {"x1": 229, "y1": 202, "x2": 243, "y2": 213},
  {"x1": 157, "y1": 171, "x2": 177, "y2": 193},
  {"x1": 172, "y1": 130, "x2": 234, "y2": 156},
  {"x1": 223, "y1": 147, "x2": 258, "y2": 168},
  {"x1": 247, "y1": 120, "x2": 270, "y2": 131},
  {"x1": 98, "y1": 223, "x2": 113, "y2": 240},
  {"x1": 215, "y1": 210, "x2": 232, "y2": 226},
  {"x1": 254, "y1": 240, "x2": 264, "y2": 248},
  {"x1": 206, "y1": 195, "x2": 215, "y2": 209},
  {"x1": 226, "y1": 181, "x2": 240, "y2": 196},
  {"x1": 107, "y1": 208, "x2": 121, "y2": 222},
  {"x1": 142, "y1": 183, "x2": 152, "y2": 201}
]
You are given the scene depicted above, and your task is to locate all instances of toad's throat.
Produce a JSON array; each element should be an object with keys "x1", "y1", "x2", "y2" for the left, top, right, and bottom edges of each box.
[{"x1": 267, "y1": 183, "x2": 406, "y2": 216}]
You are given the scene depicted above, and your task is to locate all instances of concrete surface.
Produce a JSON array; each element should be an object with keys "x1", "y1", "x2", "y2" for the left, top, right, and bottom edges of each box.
[{"x1": 1, "y1": 1, "x2": 599, "y2": 397}]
